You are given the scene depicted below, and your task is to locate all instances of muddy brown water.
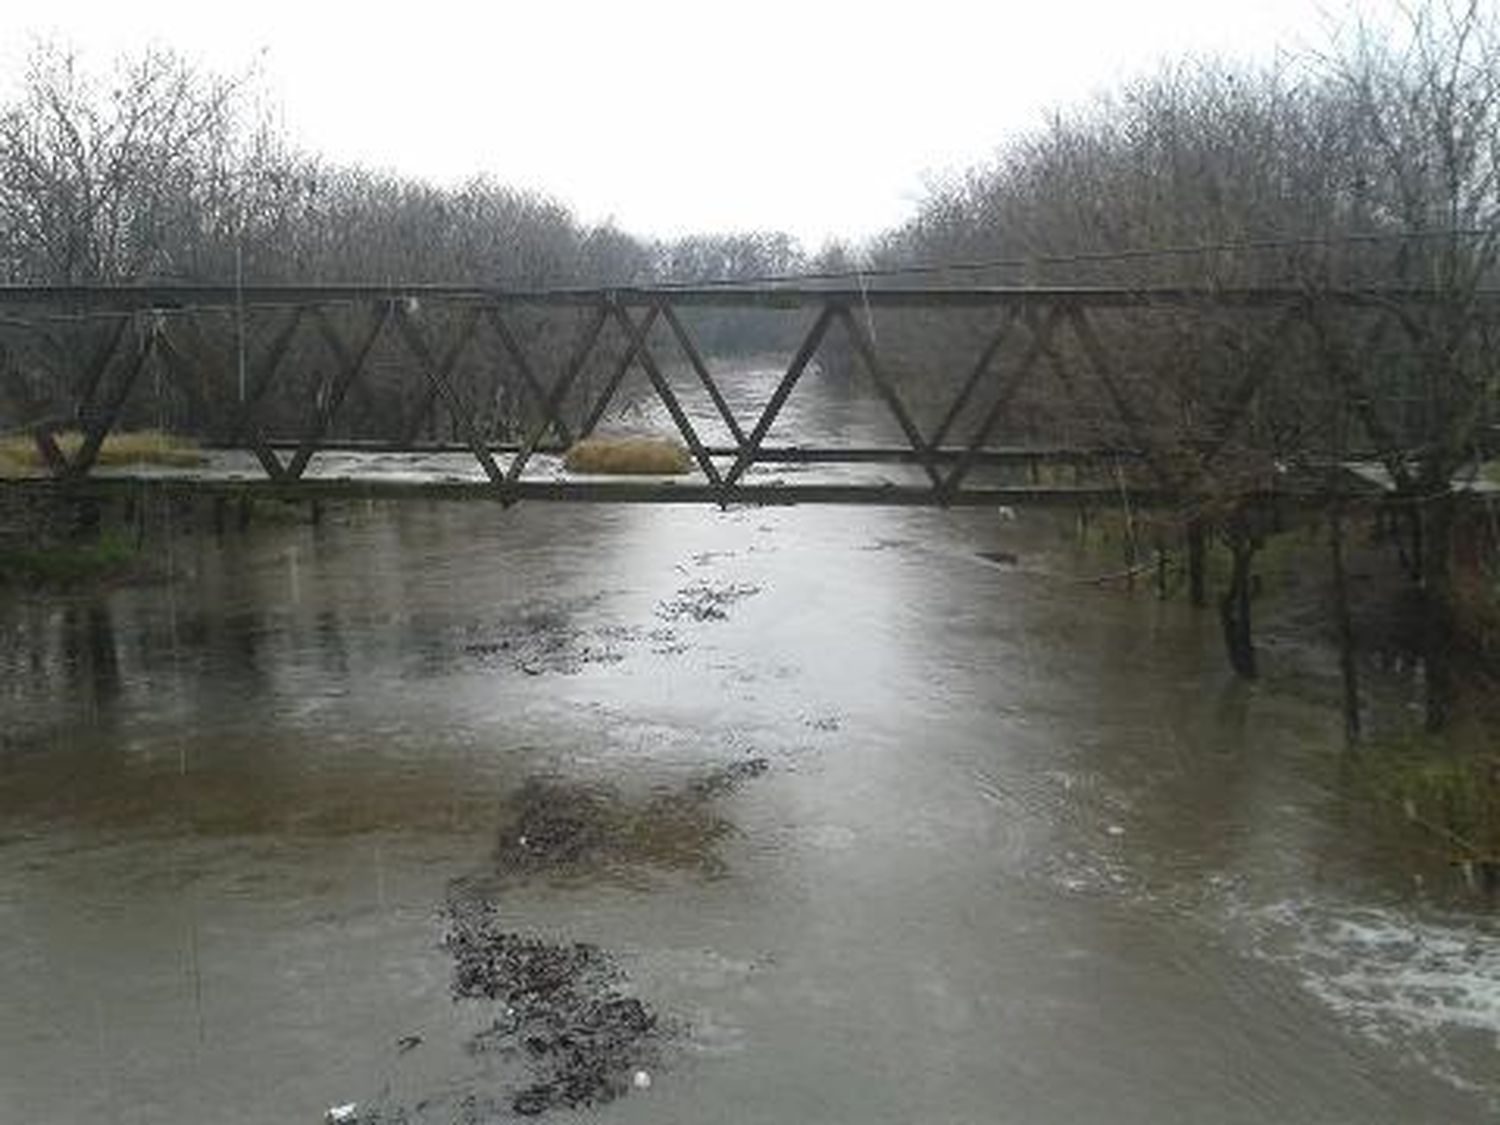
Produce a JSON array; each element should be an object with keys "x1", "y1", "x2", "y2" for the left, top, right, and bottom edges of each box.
[{"x1": 2, "y1": 365, "x2": 1498, "y2": 1123}]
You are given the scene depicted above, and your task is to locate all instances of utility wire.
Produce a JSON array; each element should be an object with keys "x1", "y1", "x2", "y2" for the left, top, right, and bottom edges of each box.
[
  {"x1": 0, "y1": 226, "x2": 1496, "y2": 326},
  {"x1": 652, "y1": 226, "x2": 1500, "y2": 290}
]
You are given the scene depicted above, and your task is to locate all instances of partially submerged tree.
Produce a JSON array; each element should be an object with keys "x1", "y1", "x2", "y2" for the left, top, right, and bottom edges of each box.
[
  {"x1": 1311, "y1": 1, "x2": 1500, "y2": 727},
  {"x1": 872, "y1": 2, "x2": 1500, "y2": 713}
]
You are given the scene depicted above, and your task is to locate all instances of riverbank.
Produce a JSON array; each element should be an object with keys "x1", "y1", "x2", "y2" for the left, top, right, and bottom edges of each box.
[{"x1": 1062, "y1": 501, "x2": 1500, "y2": 897}]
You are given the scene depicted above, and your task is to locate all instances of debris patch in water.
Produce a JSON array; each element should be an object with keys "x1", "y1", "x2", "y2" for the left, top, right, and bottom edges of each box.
[
  {"x1": 656, "y1": 581, "x2": 761, "y2": 623},
  {"x1": 461, "y1": 601, "x2": 692, "y2": 675},
  {"x1": 861, "y1": 537, "x2": 913, "y2": 552},
  {"x1": 463, "y1": 623, "x2": 624, "y2": 676},
  {"x1": 489, "y1": 758, "x2": 769, "y2": 881},
  {"x1": 443, "y1": 898, "x2": 665, "y2": 1116}
]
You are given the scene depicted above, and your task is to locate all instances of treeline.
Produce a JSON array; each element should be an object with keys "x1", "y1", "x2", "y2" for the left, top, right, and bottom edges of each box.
[
  {"x1": 873, "y1": 5, "x2": 1500, "y2": 291},
  {"x1": 854, "y1": 2, "x2": 1500, "y2": 728},
  {"x1": 0, "y1": 44, "x2": 808, "y2": 289}
]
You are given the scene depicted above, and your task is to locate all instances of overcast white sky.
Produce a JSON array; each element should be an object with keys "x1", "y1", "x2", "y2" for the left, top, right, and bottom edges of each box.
[{"x1": 2, "y1": 1, "x2": 1385, "y2": 247}]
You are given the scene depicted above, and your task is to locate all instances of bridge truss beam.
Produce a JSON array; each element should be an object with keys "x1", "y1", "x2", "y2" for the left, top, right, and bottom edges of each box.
[{"x1": 0, "y1": 283, "x2": 1474, "y2": 508}]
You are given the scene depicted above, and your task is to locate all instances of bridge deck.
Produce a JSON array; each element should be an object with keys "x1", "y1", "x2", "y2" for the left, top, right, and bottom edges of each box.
[{"x1": 0, "y1": 447, "x2": 1369, "y2": 509}]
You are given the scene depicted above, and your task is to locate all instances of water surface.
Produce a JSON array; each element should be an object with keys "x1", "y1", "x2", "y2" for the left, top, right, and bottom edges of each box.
[{"x1": 2, "y1": 375, "x2": 1497, "y2": 1123}]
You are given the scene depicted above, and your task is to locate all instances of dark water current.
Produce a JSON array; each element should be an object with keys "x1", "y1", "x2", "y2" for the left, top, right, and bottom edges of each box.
[{"x1": 2, "y1": 370, "x2": 1498, "y2": 1123}]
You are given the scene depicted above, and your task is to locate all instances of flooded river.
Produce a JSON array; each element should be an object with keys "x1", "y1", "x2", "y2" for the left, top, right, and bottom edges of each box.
[{"x1": 2, "y1": 366, "x2": 1499, "y2": 1122}]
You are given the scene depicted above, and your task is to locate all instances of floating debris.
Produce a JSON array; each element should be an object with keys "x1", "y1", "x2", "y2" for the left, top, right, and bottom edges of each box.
[
  {"x1": 461, "y1": 600, "x2": 697, "y2": 675},
  {"x1": 443, "y1": 898, "x2": 665, "y2": 1116},
  {"x1": 463, "y1": 629, "x2": 625, "y2": 677},
  {"x1": 656, "y1": 581, "x2": 761, "y2": 623},
  {"x1": 489, "y1": 759, "x2": 769, "y2": 882},
  {"x1": 350, "y1": 760, "x2": 769, "y2": 1119},
  {"x1": 683, "y1": 756, "x2": 769, "y2": 799}
]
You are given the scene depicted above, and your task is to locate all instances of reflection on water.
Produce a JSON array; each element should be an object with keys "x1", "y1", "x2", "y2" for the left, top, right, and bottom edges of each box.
[{"x1": 1, "y1": 429, "x2": 1498, "y2": 1122}]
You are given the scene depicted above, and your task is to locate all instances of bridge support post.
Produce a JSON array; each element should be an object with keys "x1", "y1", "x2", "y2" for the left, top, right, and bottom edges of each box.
[{"x1": 1187, "y1": 519, "x2": 1206, "y2": 608}]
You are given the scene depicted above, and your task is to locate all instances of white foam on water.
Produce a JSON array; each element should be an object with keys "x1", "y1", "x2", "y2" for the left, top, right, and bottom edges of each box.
[
  {"x1": 1279, "y1": 906, "x2": 1497, "y2": 1038},
  {"x1": 1247, "y1": 899, "x2": 1500, "y2": 1097}
]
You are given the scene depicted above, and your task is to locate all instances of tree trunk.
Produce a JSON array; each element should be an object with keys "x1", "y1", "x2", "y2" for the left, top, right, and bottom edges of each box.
[
  {"x1": 1218, "y1": 520, "x2": 1258, "y2": 679},
  {"x1": 1420, "y1": 494, "x2": 1457, "y2": 732},
  {"x1": 1403, "y1": 504, "x2": 1425, "y2": 585},
  {"x1": 1187, "y1": 518, "x2": 1206, "y2": 608},
  {"x1": 1328, "y1": 504, "x2": 1361, "y2": 746}
]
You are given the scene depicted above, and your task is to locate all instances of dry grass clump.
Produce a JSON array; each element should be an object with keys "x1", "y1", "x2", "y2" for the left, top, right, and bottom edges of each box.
[
  {"x1": 562, "y1": 435, "x2": 692, "y2": 475},
  {"x1": 0, "y1": 445, "x2": 22, "y2": 476},
  {"x1": 0, "y1": 429, "x2": 207, "y2": 472}
]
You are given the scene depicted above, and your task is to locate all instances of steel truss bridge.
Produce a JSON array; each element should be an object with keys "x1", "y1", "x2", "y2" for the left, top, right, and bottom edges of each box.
[{"x1": 0, "y1": 283, "x2": 1450, "y2": 509}]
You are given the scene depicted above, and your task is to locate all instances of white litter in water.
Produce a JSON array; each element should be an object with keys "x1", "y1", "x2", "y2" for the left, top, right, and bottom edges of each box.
[
  {"x1": 1105, "y1": 824, "x2": 1126, "y2": 837},
  {"x1": 633, "y1": 1069, "x2": 652, "y2": 1089},
  {"x1": 325, "y1": 1104, "x2": 358, "y2": 1125}
]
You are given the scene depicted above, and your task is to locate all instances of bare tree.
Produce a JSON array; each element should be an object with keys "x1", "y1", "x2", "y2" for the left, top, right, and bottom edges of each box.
[
  {"x1": 1309, "y1": 1, "x2": 1500, "y2": 727},
  {"x1": 0, "y1": 45, "x2": 249, "y2": 283}
]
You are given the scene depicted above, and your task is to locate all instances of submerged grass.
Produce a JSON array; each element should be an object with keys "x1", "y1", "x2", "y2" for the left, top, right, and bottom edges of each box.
[
  {"x1": 0, "y1": 429, "x2": 206, "y2": 474},
  {"x1": 1364, "y1": 732, "x2": 1500, "y2": 883},
  {"x1": 0, "y1": 531, "x2": 138, "y2": 588},
  {"x1": 563, "y1": 435, "x2": 692, "y2": 475},
  {"x1": 1066, "y1": 506, "x2": 1320, "y2": 600}
]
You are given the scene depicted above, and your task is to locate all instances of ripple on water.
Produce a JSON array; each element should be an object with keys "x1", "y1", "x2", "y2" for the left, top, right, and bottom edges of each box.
[{"x1": 968, "y1": 763, "x2": 1143, "y2": 895}]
